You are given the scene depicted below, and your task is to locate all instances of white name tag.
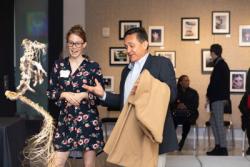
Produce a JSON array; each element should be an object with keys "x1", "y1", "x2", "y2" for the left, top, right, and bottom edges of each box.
[{"x1": 60, "y1": 70, "x2": 70, "y2": 78}]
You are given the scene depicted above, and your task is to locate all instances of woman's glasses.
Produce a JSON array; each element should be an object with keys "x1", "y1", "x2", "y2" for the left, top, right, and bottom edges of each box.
[{"x1": 67, "y1": 41, "x2": 84, "y2": 48}]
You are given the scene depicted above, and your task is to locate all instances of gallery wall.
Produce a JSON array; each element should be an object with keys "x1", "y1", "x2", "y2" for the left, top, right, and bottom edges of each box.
[{"x1": 85, "y1": 0, "x2": 250, "y2": 127}]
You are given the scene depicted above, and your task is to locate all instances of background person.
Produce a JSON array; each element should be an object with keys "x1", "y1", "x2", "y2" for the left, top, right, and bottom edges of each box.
[
  {"x1": 239, "y1": 68, "x2": 250, "y2": 155},
  {"x1": 206, "y1": 43, "x2": 230, "y2": 156},
  {"x1": 47, "y1": 25, "x2": 104, "y2": 167},
  {"x1": 172, "y1": 75, "x2": 199, "y2": 151}
]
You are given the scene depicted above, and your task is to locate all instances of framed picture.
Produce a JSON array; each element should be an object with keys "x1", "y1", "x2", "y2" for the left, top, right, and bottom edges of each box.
[
  {"x1": 212, "y1": 11, "x2": 230, "y2": 34},
  {"x1": 230, "y1": 70, "x2": 247, "y2": 93},
  {"x1": 119, "y1": 20, "x2": 142, "y2": 40},
  {"x1": 239, "y1": 25, "x2": 250, "y2": 46},
  {"x1": 181, "y1": 17, "x2": 199, "y2": 40},
  {"x1": 155, "y1": 51, "x2": 176, "y2": 68},
  {"x1": 109, "y1": 47, "x2": 129, "y2": 65},
  {"x1": 103, "y1": 76, "x2": 114, "y2": 92},
  {"x1": 201, "y1": 49, "x2": 213, "y2": 73},
  {"x1": 149, "y1": 26, "x2": 164, "y2": 46}
]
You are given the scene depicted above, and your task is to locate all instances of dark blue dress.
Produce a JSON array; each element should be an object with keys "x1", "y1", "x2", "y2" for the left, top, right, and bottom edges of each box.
[{"x1": 47, "y1": 57, "x2": 104, "y2": 154}]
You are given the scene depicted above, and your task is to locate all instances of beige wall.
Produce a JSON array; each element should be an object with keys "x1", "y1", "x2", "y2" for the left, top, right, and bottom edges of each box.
[{"x1": 85, "y1": 0, "x2": 250, "y2": 127}]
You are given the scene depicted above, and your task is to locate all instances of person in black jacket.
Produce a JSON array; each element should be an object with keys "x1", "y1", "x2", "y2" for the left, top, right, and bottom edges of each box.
[
  {"x1": 239, "y1": 68, "x2": 250, "y2": 155},
  {"x1": 172, "y1": 75, "x2": 199, "y2": 151},
  {"x1": 206, "y1": 44, "x2": 230, "y2": 156},
  {"x1": 84, "y1": 27, "x2": 178, "y2": 167}
]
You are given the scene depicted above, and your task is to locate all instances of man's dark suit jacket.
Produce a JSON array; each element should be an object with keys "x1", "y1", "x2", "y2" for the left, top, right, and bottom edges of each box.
[{"x1": 103, "y1": 54, "x2": 178, "y2": 154}]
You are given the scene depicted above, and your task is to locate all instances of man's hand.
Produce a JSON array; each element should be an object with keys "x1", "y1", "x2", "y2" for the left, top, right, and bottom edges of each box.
[
  {"x1": 83, "y1": 79, "x2": 105, "y2": 98},
  {"x1": 130, "y1": 79, "x2": 139, "y2": 95}
]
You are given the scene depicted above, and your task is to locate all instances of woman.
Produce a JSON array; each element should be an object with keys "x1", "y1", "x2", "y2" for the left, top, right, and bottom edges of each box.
[
  {"x1": 172, "y1": 75, "x2": 199, "y2": 151},
  {"x1": 47, "y1": 25, "x2": 104, "y2": 167}
]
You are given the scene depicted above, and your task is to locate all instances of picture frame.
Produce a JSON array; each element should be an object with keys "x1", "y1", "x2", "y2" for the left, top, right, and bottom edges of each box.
[
  {"x1": 103, "y1": 76, "x2": 114, "y2": 92},
  {"x1": 149, "y1": 26, "x2": 164, "y2": 46},
  {"x1": 155, "y1": 51, "x2": 176, "y2": 68},
  {"x1": 181, "y1": 17, "x2": 199, "y2": 40},
  {"x1": 212, "y1": 11, "x2": 230, "y2": 34},
  {"x1": 119, "y1": 20, "x2": 142, "y2": 40},
  {"x1": 230, "y1": 70, "x2": 247, "y2": 93},
  {"x1": 201, "y1": 49, "x2": 213, "y2": 73},
  {"x1": 109, "y1": 47, "x2": 129, "y2": 65},
  {"x1": 239, "y1": 25, "x2": 250, "y2": 46}
]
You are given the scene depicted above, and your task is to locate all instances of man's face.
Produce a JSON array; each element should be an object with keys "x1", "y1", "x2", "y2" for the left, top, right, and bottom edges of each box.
[
  {"x1": 210, "y1": 51, "x2": 217, "y2": 61},
  {"x1": 124, "y1": 34, "x2": 148, "y2": 63}
]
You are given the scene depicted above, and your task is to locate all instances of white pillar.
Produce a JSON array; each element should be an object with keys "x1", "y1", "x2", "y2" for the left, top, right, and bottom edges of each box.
[{"x1": 63, "y1": 0, "x2": 86, "y2": 44}]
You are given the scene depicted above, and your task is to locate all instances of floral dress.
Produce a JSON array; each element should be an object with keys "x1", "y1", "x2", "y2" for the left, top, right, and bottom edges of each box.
[{"x1": 47, "y1": 57, "x2": 104, "y2": 154}]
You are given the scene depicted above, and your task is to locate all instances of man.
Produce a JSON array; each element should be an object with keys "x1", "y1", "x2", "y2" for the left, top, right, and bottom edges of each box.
[
  {"x1": 172, "y1": 75, "x2": 199, "y2": 151},
  {"x1": 84, "y1": 27, "x2": 178, "y2": 166},
  {"x1": 206, "y1": 44, "x2": 230, "y2": 156}
]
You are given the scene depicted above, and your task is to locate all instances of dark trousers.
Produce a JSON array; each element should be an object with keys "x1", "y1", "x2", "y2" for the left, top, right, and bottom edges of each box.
[
  {"x1": 241, "y1": 114, "x2": 250, "y2": 146},
  {"x1": 173, "y1": 117, "x2": 192, "y2": 141},
  {"x1": 247, "y1": 125, "x2": 250, "y2": 146}
]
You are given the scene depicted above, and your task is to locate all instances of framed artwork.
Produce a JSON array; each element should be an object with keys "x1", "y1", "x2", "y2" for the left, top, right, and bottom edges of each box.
[
  {"x1": 155, "y1": 51, "x2": 176, "y2": 68},
  {"x1": 181, "y1": 17, "x2": 199, "y2": 40},
  {"x1": 212, "y1": 11, "x2": 230, "y2": 34},
  {"x1": 119, "y1": 20, "x2": 142, "y2": 40},
  {"x1": 149, "y1": 26, "x2": 164, "y2": 46},
  {"x1": 239, "y1": 25, "x2": 250, "y2": 46},
  {"x1": 201, "y1": 49, "x2": 213, "y2": 73},
  {"x1": 109, "y1": 47, "x2": 129, "y2": 65},
  {"x1": 103, "y1": 76, "x2": 114, "y2": 92},
  {"x1": 230, "y1": 70, "x2": 247, "y2": 93}
]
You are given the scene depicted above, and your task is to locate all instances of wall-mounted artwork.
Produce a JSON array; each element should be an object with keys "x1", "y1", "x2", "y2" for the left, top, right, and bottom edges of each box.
[
  {"x1": 239, "y1": 25, "x2": 250, "y2": 46},
  {"x1": 109, "y1": 47, "x2": 129, "y2": 65},
  {"x1": 230, "y1": 70, "x2": 246, "y2": 93},
  {"x1": 149, "y1": 26, "x2": 164, "y2": 46},
  {"x1": 181, "y1": 17, "x2": 199, "y2": 40},
  {"x1": 155, "y1": 51, "x2": 176, "y2": 68},
  {"x1": 212, "y1": 11, "x2": 230, "y2": 34},
  {"x1": 201, "y1": 49, "x2": 213, "y2": 73},
  {"x1": 103, "y1": 76, "x2": 114, "y2": 92},
  {"x1": 119, "y1": 20, "x2": 142, "y2": 40}
]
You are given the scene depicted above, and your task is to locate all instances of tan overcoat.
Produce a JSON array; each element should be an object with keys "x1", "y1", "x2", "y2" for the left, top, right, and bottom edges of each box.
[{"x1": 104, "y1": 70, "x2": 170, "y2": 167}]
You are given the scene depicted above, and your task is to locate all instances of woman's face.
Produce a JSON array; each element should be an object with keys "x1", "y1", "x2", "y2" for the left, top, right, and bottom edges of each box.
[
  {"x1": 180, "y1": 76, "x2": 190, "y2": 89},
  {"x1": 67, "y1": 34, "x2": 86, "y2": 58}
]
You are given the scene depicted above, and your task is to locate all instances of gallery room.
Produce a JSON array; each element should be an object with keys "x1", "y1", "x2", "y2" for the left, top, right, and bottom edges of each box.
[{"x1": 0, "y1": 0, "x2": 250, "y2": 167}]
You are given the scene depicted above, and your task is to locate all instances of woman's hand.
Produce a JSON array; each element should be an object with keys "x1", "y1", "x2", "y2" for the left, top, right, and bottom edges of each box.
[
  {"x1": 60, "y1": 92, "x2": 89, "y2": 107},
  {"x1": 73, "y1": 92, "x2": 89, "y2": 103},
  {"x1": 177, "y1": 103, "x2": 187, "y2": 109}
]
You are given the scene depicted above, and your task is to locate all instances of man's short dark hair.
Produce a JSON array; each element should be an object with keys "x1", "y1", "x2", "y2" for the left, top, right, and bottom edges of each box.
[
  {"x1": 124, "y1": 27, "x2": 148, "y2": 43},
  {"x1": 210, "y1": 43, "x2": 222, "y2": 57}
]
